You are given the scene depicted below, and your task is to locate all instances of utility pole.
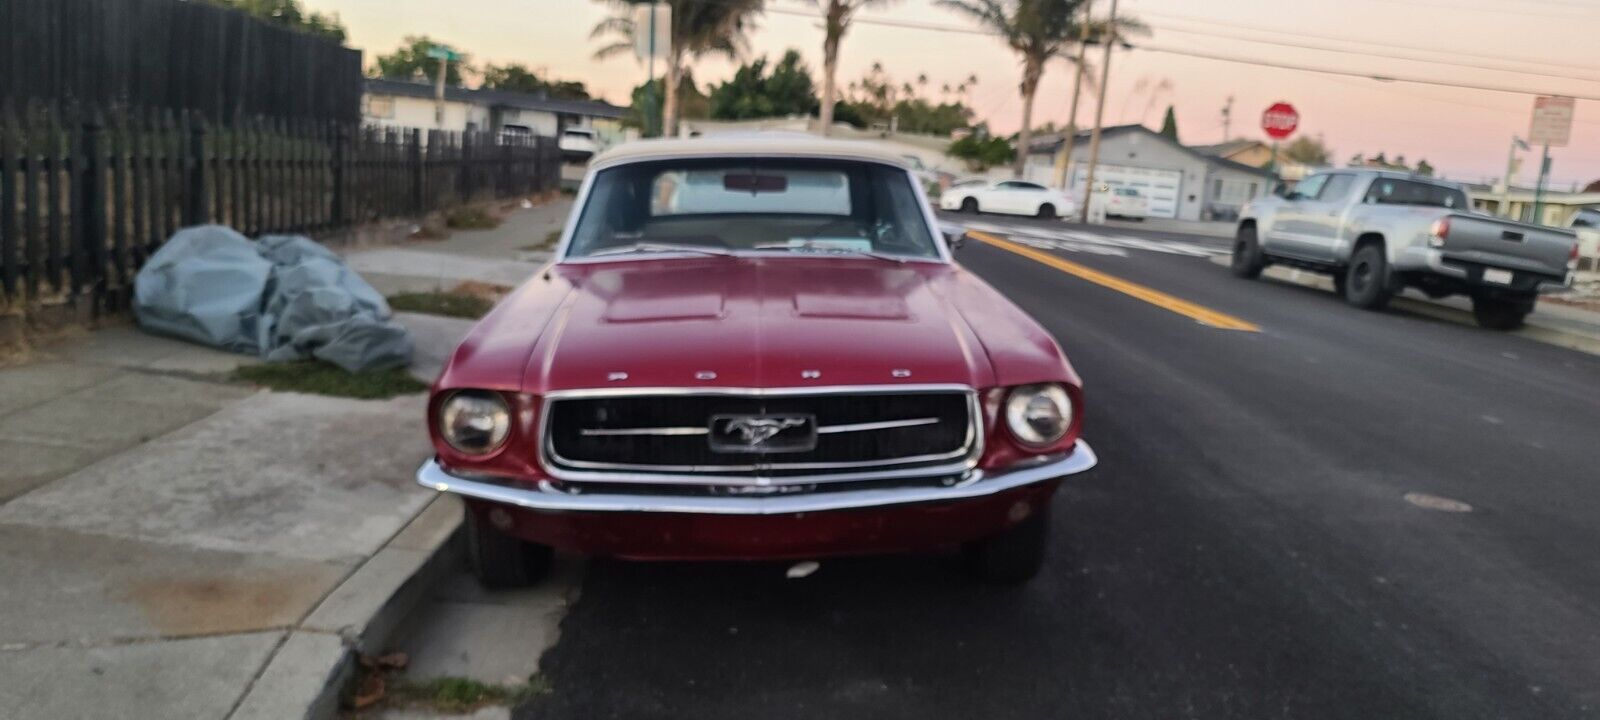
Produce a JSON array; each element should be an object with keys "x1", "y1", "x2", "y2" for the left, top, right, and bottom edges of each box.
[
  {"x1": 426, "y1": 45, "x2": 462, "y2": 130},
  {"x1": 1078, "y1": 0, "x2": 1117, "y2": 223},
  {"x1": 1052, "y1": 0, "x2": 1093, "y2": 189},
  {"x1": 646, "y1": 0, "x2": 658, "y2": 137}
]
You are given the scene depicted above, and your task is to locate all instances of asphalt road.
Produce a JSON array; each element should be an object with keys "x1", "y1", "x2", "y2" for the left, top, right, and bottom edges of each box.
[{"x1": 516, "y1": 215, "x2": 1600, "y2": 720}]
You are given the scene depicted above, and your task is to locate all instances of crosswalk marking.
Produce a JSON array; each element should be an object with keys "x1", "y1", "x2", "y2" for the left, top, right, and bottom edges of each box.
[{"x1": 956, "y1": 219, "x2": 1227, "y2": 259}]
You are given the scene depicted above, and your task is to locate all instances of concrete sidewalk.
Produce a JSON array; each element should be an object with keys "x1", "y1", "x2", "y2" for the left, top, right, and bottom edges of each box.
[
  {"x1": 0, "y1": 199, "x2": 572, "y2": 719},
  {"x1": 0, "y1": 324, "x2": 458, "y2": 720}
]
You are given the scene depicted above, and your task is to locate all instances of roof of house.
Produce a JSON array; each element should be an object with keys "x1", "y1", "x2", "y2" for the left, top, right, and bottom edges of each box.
[
  {"x1": 1189, "y1": 139, "x2": 1266, "y2": 158},
  {"x1": 1028, "y1": 124, "x2": 1277, "y2": 178},
  {"x1": 364, "y1": 78, "x2": 628, "y2": 119},
  {"x1": 590, "y1": 132, "x2": 912, "y2": 169}
]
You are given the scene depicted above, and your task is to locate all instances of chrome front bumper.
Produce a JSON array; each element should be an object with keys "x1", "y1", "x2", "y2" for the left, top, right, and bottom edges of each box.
[{"x1": 416, "y1": 441, "x2": 1097, "y2": 515}]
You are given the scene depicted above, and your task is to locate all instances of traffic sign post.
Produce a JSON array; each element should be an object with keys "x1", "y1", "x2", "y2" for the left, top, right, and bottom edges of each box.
[
  {"x1": 1261, "y1": 102, "x2": 1299, "y2": 175},
  {"x1": 1528, "y1": 96, "x2": 1574, "y2": 223}
]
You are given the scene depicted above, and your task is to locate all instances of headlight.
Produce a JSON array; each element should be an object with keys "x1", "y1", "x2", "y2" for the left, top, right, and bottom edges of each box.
[
  {"x1": 1004, "y1": 384, "x2": 1073, "y2": 448},
  {"x1": 438, "y1": 391, "x2": 511, "y2": 455}
]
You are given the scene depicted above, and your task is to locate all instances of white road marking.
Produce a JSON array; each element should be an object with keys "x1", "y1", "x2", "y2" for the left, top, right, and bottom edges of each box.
[{"x1": 955, "y1": 219, "x2": 1227, "y2": 259}]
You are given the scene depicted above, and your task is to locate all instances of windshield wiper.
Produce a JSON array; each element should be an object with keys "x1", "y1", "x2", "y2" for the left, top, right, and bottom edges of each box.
[
  {"x1": 588, "y1": 242, "x2": 735, "y2": 258},
  {"x1": 752, "y1": 240, "x2": 907, "y2": 264}
]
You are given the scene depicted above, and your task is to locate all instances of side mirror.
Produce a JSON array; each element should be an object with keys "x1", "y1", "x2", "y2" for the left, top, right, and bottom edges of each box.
[{"x1": 939, "y1": 222, "x2": 970, "y2": 250}]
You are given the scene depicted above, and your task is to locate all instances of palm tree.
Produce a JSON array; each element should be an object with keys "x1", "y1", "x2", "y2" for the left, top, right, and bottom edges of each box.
[
  {"x1": 938, "y1": 0, "x2": 1143, "y2": 177},
  {"x1": 812, "y1": 1, "x2": 898, "y2": 136},
  {"x1": 593, "y1": 0, "x2": 764, "y2": 137}
]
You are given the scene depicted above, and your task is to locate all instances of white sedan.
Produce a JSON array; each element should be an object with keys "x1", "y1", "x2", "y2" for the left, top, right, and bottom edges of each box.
[
  {"x1": 1094, "y1": 185, "x2": 1149, "y2": 220},
  {"x1": 940, "y1": 180, "x2": 1078, "y2": 219}
]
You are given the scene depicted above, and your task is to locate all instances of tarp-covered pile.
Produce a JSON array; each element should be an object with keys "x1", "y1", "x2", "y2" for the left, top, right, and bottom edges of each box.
[{"x1": 134, "y1": 226, "x2": 413, "y2": 372}]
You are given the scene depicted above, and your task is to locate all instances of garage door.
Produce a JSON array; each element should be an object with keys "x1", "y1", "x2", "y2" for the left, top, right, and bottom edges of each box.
[{"x1": 1070, "y1": 163, "x2": 1183, "y2": 218}]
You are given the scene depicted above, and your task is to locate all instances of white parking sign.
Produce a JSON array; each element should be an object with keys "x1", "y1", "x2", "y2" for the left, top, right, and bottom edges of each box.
[{"x1": 1529, "y1": 96, "x2": 1575, "y2": 147}]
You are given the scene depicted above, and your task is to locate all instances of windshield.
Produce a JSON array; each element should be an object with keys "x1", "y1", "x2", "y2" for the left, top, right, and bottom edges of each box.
[{"x1": 565, "y1": 158, "x2": 941, "y2": 260}]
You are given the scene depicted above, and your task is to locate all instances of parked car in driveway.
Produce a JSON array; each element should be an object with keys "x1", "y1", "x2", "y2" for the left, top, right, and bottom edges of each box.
[
  {"x1": 419, "y1": 134, "x2": 1098, "y2": 588},
  {"x1": 558, "y1": 127, "x2": 600, "y2": 162},
  {"x1": 1095, "y1": 185, "x2": 1149, "y2": 220},
  {"x1": 1233, "y1": 170, "x2": 1579, "y2": 329},
  {"x1": 940, "y1": 179, "x2": 1078, "y2": 219}
]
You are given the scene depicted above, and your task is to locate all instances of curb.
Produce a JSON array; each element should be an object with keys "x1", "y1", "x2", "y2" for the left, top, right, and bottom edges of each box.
[
  {"x1": 227, "y1": 494, "x2": 465, "y2": 720},
  {"x1": 1205, "y1": 255, "x2": 1600, "y2": 357}
]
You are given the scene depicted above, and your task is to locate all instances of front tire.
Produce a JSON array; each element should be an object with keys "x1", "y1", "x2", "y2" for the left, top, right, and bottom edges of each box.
[
  {"x1": 1231, "y1": 226, "x2": 1265, "y2": 279},
  {"x1": 466, "y1": 507, "x2": 553, "y2": 590},
  {"x1": 960, "y1": 197, "x2": 979, "y2": 214},
  {"x1": 1344, "y1": 244, "x2": 1394, "y2": 310},
  {"x1": 965, "y1": 506, "x2": 1050, "y2": 584},
  {"x1": 1472, "y1": 295, "x2": 1532, "y2": 330}
]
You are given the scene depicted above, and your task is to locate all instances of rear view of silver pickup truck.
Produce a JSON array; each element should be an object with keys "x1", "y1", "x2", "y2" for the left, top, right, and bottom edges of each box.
[{"x1": 1232, "y1": 170, "x2": 1579, "y2": 329}]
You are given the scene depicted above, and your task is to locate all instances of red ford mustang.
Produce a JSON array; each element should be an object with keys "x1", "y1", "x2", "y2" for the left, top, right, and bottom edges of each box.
[{"x1": 417, "y1": 134, "x2": 1097, "y2": 586}]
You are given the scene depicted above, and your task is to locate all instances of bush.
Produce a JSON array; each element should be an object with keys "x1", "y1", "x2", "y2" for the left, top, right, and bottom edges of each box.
[
  {"x1": 445, "y1": 206, "x2": 501, "y2": 230},
  {"x1": 946, "y1": 135, "x2": 1015, "y2": 171}
]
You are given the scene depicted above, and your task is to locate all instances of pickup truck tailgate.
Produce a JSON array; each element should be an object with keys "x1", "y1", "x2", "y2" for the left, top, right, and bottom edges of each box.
[{"x1": 1439, "y1": 214, "x2": 1575, "y2": 278}]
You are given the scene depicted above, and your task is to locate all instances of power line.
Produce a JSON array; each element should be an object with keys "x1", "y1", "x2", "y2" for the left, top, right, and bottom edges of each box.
[
  {"x1": 1152, "y1": 26, "x2": 1600, "y2": 85},
  {"x1": 1133, "y1": 44, "x2": 1600, "y2": 102},
  {"x1": 1136, "y1": 10, "x2": 1592, "y2": 75}
]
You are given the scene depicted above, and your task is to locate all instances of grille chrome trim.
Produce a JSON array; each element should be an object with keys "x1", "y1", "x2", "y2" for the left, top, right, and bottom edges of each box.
[
  {"x1": 816, "y1": 417, "x2": 939, "y2": 434},
  {"x1": 539, "y1": 385, "x2": 981, "y2": 486}
]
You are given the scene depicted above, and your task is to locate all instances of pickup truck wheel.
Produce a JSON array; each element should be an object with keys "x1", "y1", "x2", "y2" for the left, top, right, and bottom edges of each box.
[
  {"x1": 1344, "y1": 245, "x2": 1394, "y2": 310},
  {"x1": 965, "y1": 506, "x2": 1050, "y2": 584},
  {"x1": 960, "y1": 197, "x2": 979, "y2": 214},
  {"x1": 466, "y1": 508, "x2": 553, "y2": 590},
  {"x1": 1472, "y1": 296, "x2": 1532, "y2": 330},
  {"x1": 1230, "y1": 227, "x2": 1266, "y2": 279},
  {"x1": 1036, "y1": 203, "x2": 1057, "y2": 219}
]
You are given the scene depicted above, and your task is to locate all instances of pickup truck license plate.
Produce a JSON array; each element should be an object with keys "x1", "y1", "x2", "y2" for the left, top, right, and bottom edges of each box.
[{"x1": 1482, "y1": 268, "x2": 1514, "y2": 285}]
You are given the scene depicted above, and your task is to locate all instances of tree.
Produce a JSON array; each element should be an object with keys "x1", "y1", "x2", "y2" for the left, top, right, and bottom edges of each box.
[
  {"x1": 1414, "y1": 158, "x2": 1435, "y2": 177},
  {"x1": 373, "y1": 36, "x2": 469, "y2": 86},
  {"x1": 709, "y1": 50, "x2": 819, "y2": 120},
  {"x1": 1283, "y1": 135, "x2": 1332, "y2": 166},
  {"x1": 481, "y1": 64, "x2": 591, "y2": 100},
  {"x1": 593, "y1": 0, "x2": 764, "y2": 137},
  {"x1": 937, "y1": 0, "x2": 1146, "y2": 177},
  {"x1": 813, "y1": 1, "x2": 898, "y2": 135},
  {"x1": 207, "y1": 0, "x2": 347, "y2": 43},
  {"x1": 1584, "y1": 179, "x2": 1600, "y2": 193},
  {"x1": 831, "y1": 64, "x2": 974, "y2": 134},
  {"x1": 947, "y1": 133, "x2": 1016, "y2": 171},
  {"x1": 627, "y1": 71, "x2": 710, "y2": 130},
  {"x1": 1158, "y1": 105, "x2": 1178, "y2": 142}
]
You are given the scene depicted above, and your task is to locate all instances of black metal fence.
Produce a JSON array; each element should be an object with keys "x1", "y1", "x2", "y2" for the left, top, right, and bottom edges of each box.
[
  {"x1": 1, "y1": 0, "x2": 363, "y2": 123},
  {"x1": 0, "y1": 104, "x2": 561, "y2": 309}
]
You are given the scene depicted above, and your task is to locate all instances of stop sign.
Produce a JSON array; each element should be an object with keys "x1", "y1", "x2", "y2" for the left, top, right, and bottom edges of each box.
[{"x1": 1261, "y1": 102, "x2": 1299, "y2": 140}]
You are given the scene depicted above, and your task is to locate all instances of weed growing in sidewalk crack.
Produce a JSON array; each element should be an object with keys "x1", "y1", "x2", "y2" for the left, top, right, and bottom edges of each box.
[{"x1": 233, "y1": 361, "x2": 426, "y2": 399}]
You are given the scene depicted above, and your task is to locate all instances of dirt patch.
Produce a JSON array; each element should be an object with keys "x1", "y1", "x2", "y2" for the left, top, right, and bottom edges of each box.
[{"x1": 122, "y1": 570, "x2": 340, "y2": 635}]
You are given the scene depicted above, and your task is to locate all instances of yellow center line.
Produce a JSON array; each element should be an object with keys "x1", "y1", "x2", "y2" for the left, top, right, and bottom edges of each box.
[{"x1": 968, "y1": 230, "x2": 1260, "y2": 332}]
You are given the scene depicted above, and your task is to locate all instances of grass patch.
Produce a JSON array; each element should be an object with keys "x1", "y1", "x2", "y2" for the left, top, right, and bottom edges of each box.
[
  {"x1": 233, "y1": 360, "x2": 426, "y2": 399},
  {"x1": 410, "y1": 221, "x2": 450, "y2": 240},
  {"x1": 387, "y1": 676, "x2": 550, "y2": 713},
  {"x1": 445, "y1": 206, "x2": 502, "y2": 230},
  {"x1": 388, "y1": 291, "x2": 495, "y2": 319}
]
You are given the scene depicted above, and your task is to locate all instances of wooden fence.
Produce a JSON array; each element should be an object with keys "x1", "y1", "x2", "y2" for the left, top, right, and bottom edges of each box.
[
  {"x1": 0, "y1": 104, "x2": 561, "y2": 310},
  {"x1": 1, "y1": 0, "x2": 363, "y2": 123}
]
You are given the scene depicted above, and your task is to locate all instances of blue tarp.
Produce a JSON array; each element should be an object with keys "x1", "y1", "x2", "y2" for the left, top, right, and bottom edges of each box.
[{"x1": 134, "y1": 226, "x2": 413, "y2": 372}]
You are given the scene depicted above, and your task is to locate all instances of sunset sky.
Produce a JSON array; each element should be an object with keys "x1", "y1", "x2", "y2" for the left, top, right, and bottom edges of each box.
[{"x1": 310, "y1": 0, "x2": 1600, "y2": 188}]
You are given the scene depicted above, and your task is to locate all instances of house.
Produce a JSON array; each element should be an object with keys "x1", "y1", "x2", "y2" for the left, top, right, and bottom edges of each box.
[
  {"x1": 1025, "y1": 125, "x2": 1278, "y2": 221},
  {"x1": 361, "y1": 78, "x2": 627, "y2": 144},
  {"x1": 1467, "y1": 186, "x2": 1600, "y2": 227},
  {"x1": 1190, "y1": 139, "x2": 1274, "y2": 167}
]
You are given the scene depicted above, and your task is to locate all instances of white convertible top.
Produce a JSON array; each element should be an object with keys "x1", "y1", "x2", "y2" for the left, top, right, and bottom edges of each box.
[{"x1": 590, "y1": 132, "x2": 912, "y2": 169}]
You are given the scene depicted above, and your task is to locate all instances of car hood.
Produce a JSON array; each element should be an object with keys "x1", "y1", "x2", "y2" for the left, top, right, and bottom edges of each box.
[{"x1": 515, "y1": 257, "x2": 995, "y2": 391}]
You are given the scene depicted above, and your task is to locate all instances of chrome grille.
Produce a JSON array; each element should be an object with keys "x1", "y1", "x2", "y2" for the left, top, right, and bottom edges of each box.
[{"x1": 540, "y1": 386, "x2": 979, "y2": 484}]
